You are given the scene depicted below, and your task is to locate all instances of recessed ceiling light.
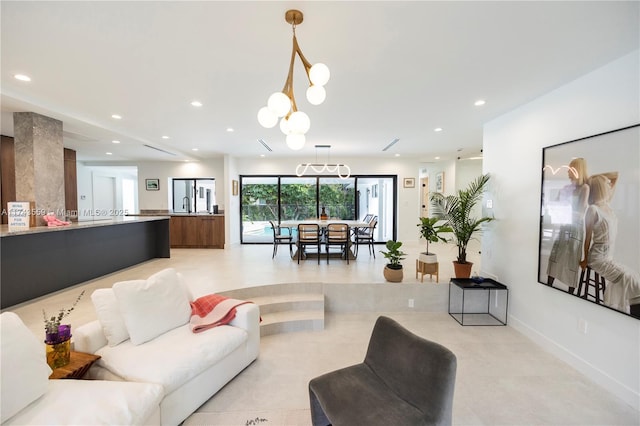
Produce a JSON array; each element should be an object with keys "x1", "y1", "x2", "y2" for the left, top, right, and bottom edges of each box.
[
  {"x1": 226, "y1": 128, "x2": 234, "y2": 132},
  {"x1": 192, "y1": 148, "x2": 199, "y2": 151},
  {"x1": 111, "y1": 114, "x2": 122, "y2": 119},
  {"x1": 112, "y1": 140, "x2": 120, "y2": 144},
  {"x1": 14, "y1": 74, "x2": 31, "y2": 82},
  {"x1": 191, "y1": 101, "x2": 203, "y2": 107},
  {"x1": 162, "y1": 135, "x2": 170, "y2": 139},
  {"x1": 106, "y1": 152, "x2": 112, "y2": 155},
  {"x1": 434, "y1": 127, "x2": 443, "y2": 132},
  {"x1": 394, "y1": 153, "x2": 400, "y2": 157},
  {"x1": 474, "y1": 100, "x2": 486, "y2": 106},
  {"x1": 435, "y1": 156, "x2": 440, "y2": 160}
]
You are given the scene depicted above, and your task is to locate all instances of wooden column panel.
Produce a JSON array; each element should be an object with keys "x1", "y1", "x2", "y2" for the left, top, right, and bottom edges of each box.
[
  {"x1": 1, "y1": 136, "x2": 16, "y2": 224},
  {"x1": 64, "y1": 148, "x2": 77, "y2": 220}
]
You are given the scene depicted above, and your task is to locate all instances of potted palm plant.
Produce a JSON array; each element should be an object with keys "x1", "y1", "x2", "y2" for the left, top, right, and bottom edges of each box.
[
  {"x1": 417, "y1": 217, "x2": 452, "y2": 263},
  {"x1": 430, "y1": 174, "x2": 493, "y2": 278},
  {"x1": 380, "y1": 240, "x2": 407, "y2": 282}
]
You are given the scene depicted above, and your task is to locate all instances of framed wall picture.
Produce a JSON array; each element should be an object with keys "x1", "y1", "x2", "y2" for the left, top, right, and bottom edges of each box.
[
  {"x1": 232, "y1": 179, "x2": 239, "y2": 196},
  {"x1": 537, "y1": 124, "x2": 639, "y2": 319},
  {"x1": 145, "y1": 178, "x2": 159, "y2": 191},
  {"x1": 435, "y1": 172, "x2": 444, "y2": 193},
  {"x1": 403, "y1": 177, "x2": 415, "y2": 188}
]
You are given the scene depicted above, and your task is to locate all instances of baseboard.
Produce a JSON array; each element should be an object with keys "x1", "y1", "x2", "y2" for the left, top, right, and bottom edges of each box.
[{"x1": 508, "y1": 314, "x2": 640, "y2": 412}]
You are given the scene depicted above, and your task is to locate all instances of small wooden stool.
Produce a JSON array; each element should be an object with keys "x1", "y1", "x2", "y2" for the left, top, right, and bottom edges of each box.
[
  {"x1": 49, "y1": 351, "x2": 101, "y2": 379},
  {"x1": 577, "y1": 267, "x2": 606, "y2": 304},
  {"x1": 416, "y1": 259, "x2": 439, "y2": 283}
]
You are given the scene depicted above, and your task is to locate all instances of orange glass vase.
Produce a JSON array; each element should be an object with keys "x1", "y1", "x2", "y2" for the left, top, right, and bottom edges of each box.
[{"x1": 46, "y1": 338, "x2": 71, "y2": 369}]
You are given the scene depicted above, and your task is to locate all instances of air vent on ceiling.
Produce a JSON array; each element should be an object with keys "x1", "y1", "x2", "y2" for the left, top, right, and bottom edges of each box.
[
  {"x1": 382, "y1": 138, "x2": 399, "y2": 151},
  {"x1": 143, "y1": 144, "x2": 176, "y2": 156},
  {"x1": 62, "y1": 130, "x2": 99, "y2": 143},
  {"x1": 257, "y1": 139, "x2": 272, "y2": 152}
]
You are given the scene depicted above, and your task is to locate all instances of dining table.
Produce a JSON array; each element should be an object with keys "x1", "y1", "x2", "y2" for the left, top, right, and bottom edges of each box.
[{"x1": 279, "y1": 219, "x2": 372, "y2": 260}]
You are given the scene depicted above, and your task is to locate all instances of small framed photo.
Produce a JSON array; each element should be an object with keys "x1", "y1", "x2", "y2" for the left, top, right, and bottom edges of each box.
[
  {"x1": 435, "y1": 172, "x2": 444, "y2": 193},
  {"x1": 403, "y1": 177, "x2": 415, "y2": 188},
  {"x1": 232, "y1": 179, "x2": 239, "y2": 196},
  {"x1": 145, "y1": 178, "x2": 159, "y2": 191}
]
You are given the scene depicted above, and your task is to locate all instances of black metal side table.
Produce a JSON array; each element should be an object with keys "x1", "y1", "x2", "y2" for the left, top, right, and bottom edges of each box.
[{"x1": 448, "y1": 278, "x2": 509, "y2": 326}]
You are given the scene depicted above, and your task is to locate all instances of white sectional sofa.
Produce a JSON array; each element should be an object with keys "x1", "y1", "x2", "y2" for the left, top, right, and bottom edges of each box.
[
  {"x1": 74, "y1": 268, "x2": 260, "y2": 426},
  {"x1": 0, "y1": 312, "x2": 164, "y2": 425}
]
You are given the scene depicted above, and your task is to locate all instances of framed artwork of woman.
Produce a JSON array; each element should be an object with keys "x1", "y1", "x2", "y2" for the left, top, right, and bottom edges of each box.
[{"x1": 538, "y1": 124, "x2": 640, "y2": 319}]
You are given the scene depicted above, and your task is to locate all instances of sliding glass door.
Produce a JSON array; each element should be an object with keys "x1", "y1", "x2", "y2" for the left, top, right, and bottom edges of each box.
[
  {"x1": 240, "y1": 177, "x2": 278, "y2": 243},
  {"x1": 319, "y1": 177, "x2": 356, "y2": 220},
  {"x1": 355, "y1": 177, "x2": 394, "y2": 242},
  {"x1": 240, "y1": 175, "x2": 396, "y2": 243},
  {"x1": 280, "y1": 177, "x2": 317, "y2": 221}
]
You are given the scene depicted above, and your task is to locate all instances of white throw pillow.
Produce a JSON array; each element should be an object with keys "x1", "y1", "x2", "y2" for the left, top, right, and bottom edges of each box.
[
  {"x1": 91, "y1": 287, "x2": 133, "y2": 347},
  {"x1": 113, "y1": 268, "x2": 191, "y2": 345},
  {"x1": 0, "y1": 312, "x2": 52, "y2": 423}
]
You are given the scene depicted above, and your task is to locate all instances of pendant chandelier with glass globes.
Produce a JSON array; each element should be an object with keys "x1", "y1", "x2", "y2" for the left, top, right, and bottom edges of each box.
[{"x1": 257, "y1": 10, "x2": 330, "y2": 151}]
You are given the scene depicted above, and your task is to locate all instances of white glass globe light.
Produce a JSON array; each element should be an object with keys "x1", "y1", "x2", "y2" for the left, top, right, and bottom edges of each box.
[
  {"x1": 286, "y1": 133, "x2": 306, "y2": 150},
  {"x1": 257, "y1": 106, "x2": 277, "y2": 128},
  {"x1": 279, "y1": 117, "x2": 292, "y2": 135},
  {"x1": 267, "y1": 92, "x2": 291, "y2": 117},
  {"x1": 309, "y1": 63, "x2": 330, "y2": 86},
  {"x1": 288, "y1": 111, "x2": 311, "y2": 134},
  {"x1": 306, "y1": 85, "x2": 326, "y2": 105}
]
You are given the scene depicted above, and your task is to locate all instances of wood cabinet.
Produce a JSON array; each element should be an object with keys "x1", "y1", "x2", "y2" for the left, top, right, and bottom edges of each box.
[{"x1": 170, "y1": 215, "x2": 224, "y2": 248}]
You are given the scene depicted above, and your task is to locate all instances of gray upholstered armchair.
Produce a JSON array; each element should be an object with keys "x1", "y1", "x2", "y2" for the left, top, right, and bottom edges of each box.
[{"x1": 308, "y1": 316, "x2": 457, "y2": 426}]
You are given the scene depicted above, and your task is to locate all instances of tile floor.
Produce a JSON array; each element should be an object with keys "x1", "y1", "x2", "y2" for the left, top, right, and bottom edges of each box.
[{"x1": 5, "y1": 241, "x2": 639, "y2": 425}]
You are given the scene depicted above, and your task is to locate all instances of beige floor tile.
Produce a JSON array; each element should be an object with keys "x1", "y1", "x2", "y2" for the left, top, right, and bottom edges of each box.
[{"x1": 4, "y1": 241, "x2": 638, "y2": 425}]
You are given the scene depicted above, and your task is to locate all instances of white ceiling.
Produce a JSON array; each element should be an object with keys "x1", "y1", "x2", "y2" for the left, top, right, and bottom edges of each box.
[{"x1": 1, "y1": 1, "x2": 638, "y2": 163}]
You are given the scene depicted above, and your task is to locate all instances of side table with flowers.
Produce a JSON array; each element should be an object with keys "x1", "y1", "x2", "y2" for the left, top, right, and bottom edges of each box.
[{"x1": 43, "y1": 291, "x2": 84, "y2": 369}]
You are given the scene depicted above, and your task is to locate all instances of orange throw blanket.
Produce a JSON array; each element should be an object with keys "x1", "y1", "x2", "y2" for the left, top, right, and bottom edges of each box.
[{"x1": 189, "y1": 294, "x2": 252, "y2": 333}]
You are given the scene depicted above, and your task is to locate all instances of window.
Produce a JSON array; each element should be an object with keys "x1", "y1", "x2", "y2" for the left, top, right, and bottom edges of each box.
[
  {"x1": 240, "y1": 175, "x2": 396, "y2": 243},
  {"x1": 172, "y1": 178, "x2": 216, "y2": 213}
]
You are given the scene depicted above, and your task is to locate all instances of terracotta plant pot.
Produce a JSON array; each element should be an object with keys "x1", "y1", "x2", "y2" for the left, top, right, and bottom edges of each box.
[
  {"x1": 453, "y1": 261, "x2": 473, "y2": 278},
  {"x1": 384, "y1": 266, "x2": 404, "y2": 282}
]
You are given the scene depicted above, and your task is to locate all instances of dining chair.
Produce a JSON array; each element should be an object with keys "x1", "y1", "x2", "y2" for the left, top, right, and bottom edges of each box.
[
  {"x1": 269, "y1": 221, "x2": 293, "y2": 258},
  {"x1": 297, "y1": 223, "x2": 321, "y2": 264},
  {"x1": 355, "y1": 218, "x2": 377, "y2": 258},
  {"x1": 325, "y1": 223, "x2": 350, "y2": 264}
]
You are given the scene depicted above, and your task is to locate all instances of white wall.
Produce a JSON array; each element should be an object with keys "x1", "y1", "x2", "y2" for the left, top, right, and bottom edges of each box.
[
  {"x1": 75, "y1": 164, "x2": 137, "y2": 220},
  {"x1": 88, "y1": 155, "x2": 483, "y2": 247},
  {"x1": 483, "y1": 50, "x2": 640, "y2": 409},
  {"x1": 136, "y1": 158, "x2": 225, "y2": 212},
  {"x1": 225, "y1": 154, "x2": 240, "y2": 246}
]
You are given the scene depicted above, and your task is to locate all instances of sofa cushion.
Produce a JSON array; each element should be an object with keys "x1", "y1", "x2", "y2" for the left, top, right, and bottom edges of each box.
[
  {"x1": 3, "y1": 379, "x2": 163, "y2": 425},
  {"x1": 0, "y1": 312, "x2": 52, "y2": 423},
  {"x1": 113, "y1": 268, "x2": 191, "y2": 345},
  {"x1": 91, "y1": 287, "x2": 133, "y2": 346},
  {"x1": 95, "y1": 323, "x2": 248, "y2": 394}
]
